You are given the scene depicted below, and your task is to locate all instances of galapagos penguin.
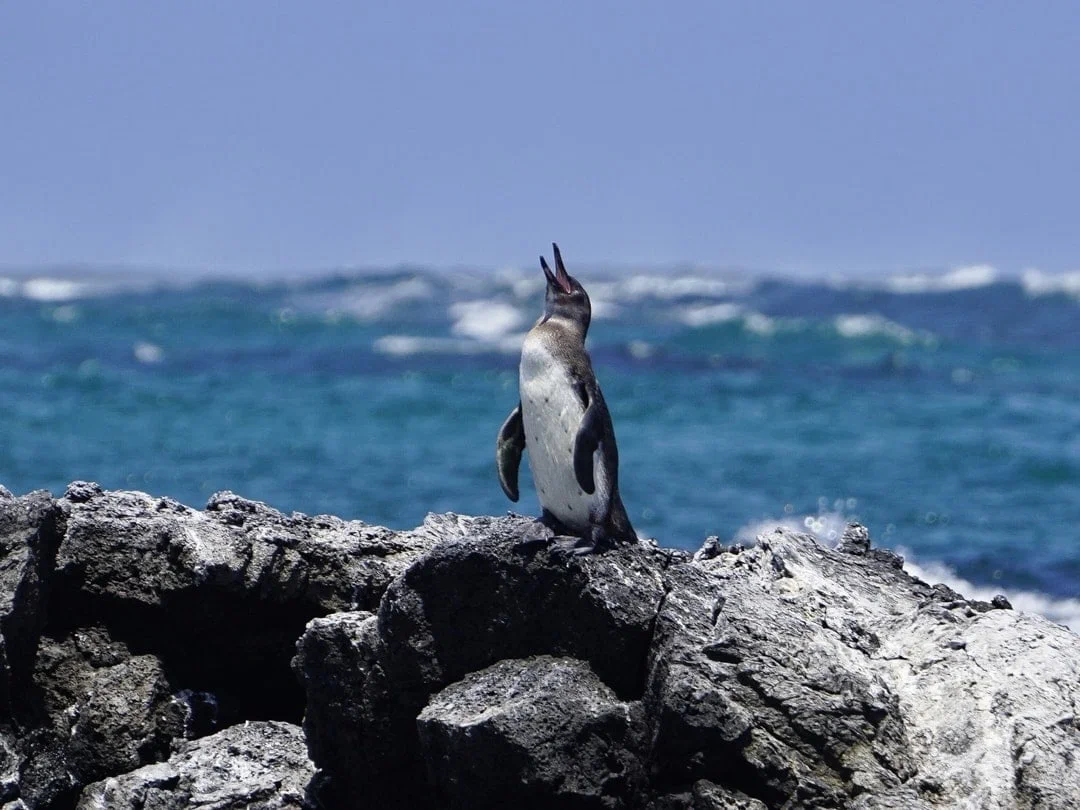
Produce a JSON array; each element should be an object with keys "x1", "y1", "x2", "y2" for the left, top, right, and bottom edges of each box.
[{"x1": 496, "y1": 243, "x2": 636, "y2": 554}]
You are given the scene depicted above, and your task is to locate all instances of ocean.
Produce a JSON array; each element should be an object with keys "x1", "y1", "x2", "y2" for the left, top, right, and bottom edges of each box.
[{"x1": 1, "y1": 263, "x2": 1078, "y2": 629}]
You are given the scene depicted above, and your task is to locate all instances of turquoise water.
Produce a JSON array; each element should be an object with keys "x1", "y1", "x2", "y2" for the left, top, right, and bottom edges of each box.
[{"x1": 2, "y1": 266, "x2": 1078, "y2": 623}]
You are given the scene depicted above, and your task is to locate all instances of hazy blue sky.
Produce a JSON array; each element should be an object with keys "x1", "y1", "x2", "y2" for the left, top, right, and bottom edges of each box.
[{"x1": 2, "y1": 1, "x2": 1078, "y2": 274}]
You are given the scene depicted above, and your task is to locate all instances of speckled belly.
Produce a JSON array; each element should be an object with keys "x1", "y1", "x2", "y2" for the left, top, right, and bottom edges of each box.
[{"x1": 519, "y1": 339, "x2": 604, "y2": 531}]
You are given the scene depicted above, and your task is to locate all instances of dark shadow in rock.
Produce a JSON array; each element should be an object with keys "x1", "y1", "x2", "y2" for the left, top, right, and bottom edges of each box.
[{"x1": 43, "y1": 583, "x2": 310, "y2": 728}]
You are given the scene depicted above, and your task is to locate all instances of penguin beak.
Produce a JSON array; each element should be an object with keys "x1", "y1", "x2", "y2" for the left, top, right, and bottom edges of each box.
[
  {"x1": 540, "y1": 255, "x2": 558, "y2": 290},
  {"x1": 540, "y1": 244, "x2": 573, "y2": 294}
]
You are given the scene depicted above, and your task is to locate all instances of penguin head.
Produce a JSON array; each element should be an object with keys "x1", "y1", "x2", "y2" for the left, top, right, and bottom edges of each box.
[{"x1": 540, "y1": 243, "x2": 591, "y2": 334}]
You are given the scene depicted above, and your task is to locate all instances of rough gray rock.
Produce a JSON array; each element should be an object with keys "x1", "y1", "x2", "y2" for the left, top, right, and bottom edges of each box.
[
  {"x1": 0, "y1": 484, "x2": 439, "y2": 807},
  {"x1": 291, "y1": 611, "x2": 413, "y2": 809},
  {"x1": 21, "y1": 627, "x2": 188, "y2": 803},
  {"x1": 0, "y1": 490, "x2": 62, "y2": 718},
  {"x1": 417, "y1": 655, "x2": 648, "y2": 809},
  {"x1": 646, "y1": 525, "x2": 1080, "y2": 809},
  {"x1": 650, "y1": 780, "x2": 768, "y2": 810},
  {"x1": 57, "y1": 484, "x2": 431, "y2": 615},
  {"x1": 2, "y1": 483, "x2": 1079, "y2": 810},
  {"x1": 297, "y1": 516, "x2": 1080, "y2": 810},
  {"x1": 76, "y1": 721, "x2": 314, "y2": 809},
  {"x1": 51, "y1": 483, "x2": 437, "y2": 725},
  {"x1": 376, "y1": 514, "x2": 667, "y2": 701},
  {"x1": 295, "y1": 512, "x2": 669, "y2": 808}
]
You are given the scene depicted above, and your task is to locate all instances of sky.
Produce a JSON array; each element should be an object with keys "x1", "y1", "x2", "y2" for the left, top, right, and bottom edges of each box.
[{"x1": 1, "y1": 1, "x2": 1078, "y2": 275}]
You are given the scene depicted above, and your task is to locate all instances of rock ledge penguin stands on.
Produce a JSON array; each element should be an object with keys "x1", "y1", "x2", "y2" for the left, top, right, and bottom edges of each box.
[{"x1": 497, "y1": 243, "x2": 636, "y2": 554}]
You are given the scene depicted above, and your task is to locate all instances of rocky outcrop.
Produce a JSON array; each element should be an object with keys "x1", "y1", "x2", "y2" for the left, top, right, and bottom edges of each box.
[
  {"x1": 417, "y1": 655, "x2": 649, "y2": 809},
  {"x1": 0, "y1": 484, "x2": 435, "y2": 808},
  {"x1": 76, "y1": 721, "x2": 313, "y2": 809},
  {"x1": 295, "y1": 518, "x2": 1080, "y2": 810},
  {"x1": 0, "y1": 488, "x2": 61, "y2": 718},
  {"x1": 52, "y1": 483, "x2": 434, "y2": 726},
  {"x1": 0, "y1": 482, "x2": 1077, "y2": 809}
]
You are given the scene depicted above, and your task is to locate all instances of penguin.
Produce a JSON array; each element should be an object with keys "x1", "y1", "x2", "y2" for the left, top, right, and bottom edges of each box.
[{"x1": 496, "y1": 243, "x2": 636, "y2": 554}]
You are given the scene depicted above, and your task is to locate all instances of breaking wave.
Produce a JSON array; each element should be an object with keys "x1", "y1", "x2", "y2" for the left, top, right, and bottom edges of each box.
[{"x1": 899, "y1": 551, "x2": 1080, "y2": 632}]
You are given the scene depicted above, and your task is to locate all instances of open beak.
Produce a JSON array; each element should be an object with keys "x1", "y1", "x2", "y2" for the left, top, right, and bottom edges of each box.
[{"x1": 540, "y1": 243, "x2": 573, "y2": 294}]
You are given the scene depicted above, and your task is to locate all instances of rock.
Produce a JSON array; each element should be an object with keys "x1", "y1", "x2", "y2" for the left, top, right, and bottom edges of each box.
[
  {"x1": 650, "y1": 781, "x2": 768, "y2": 810},
  {"x1": 294, "y1": 511, "x2": 1080, "y2": 809},
  {"x1": 0, "y1": 483, "x2": 1077, "y2": 809},
  {"x1": 51, "y1": 485, "x2": 436, "y2": 724},
  {"x1": 689, "y1": 781, "x2": 769, "y2": 810},
  {"x1": 295, "y1": 513, "x2": 668, "y2": 806},
  {"x1": 0, "y1": 731, "x2": 19, "y2": 803},
  {"x1": 417, "y1": 655, "x2": 647, "y2": 809},
  {"x1": 376, "y1": 514, "x2": 666, "y2": 702},
  {"x1": 76, "y1": 720, "x2": 314, "y2": 809},
  {"x1": 14, "y1": 626, "x2": 188, "y2": 808},
  {"x1": 0, "y1": 490, "x2": 62, "y2": 717},
  {"x1": 62, "y1": 482, "x2": 102, "y2": 504},
  {"x1": 646, "y1": 526, "x2": 1080, "y2": 809},
  {"x1": 57, "y1": 485, "x2": 432, "y2": 615},
  {"x1": 646, "y1": 547, "x2": 912, "y2": 807},
  {"x1": 292, "y1": 611, "x2": 417, "y2": 809}
]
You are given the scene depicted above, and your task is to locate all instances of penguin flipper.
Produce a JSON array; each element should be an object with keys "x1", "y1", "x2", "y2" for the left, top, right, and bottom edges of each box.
[
  {"x1": 573, "y1": 399, "x2": 602, "y2": 495},
  {"x1": 497, "y1": 402, "x2": 526, "y2": 502}
]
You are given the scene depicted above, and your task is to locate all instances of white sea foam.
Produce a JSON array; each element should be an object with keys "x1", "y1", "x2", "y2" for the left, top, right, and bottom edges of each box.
[
  {"x1": 50, "y1": 305, "x2": 79, "y2": 323},
  {"x1": 0, "y1": 278, "x2": 16, "y2": 297},
  {"x1": 743, "y1": 312, "x2": 776, "y2": 336},
  {"x1": 374, "y1": 336, "x2": 485, "y2": 357},
  {"x1": 677, "y1": 302, "x2": 744, "y2": 327},
  {"x1": 586, "y1": 274, "x2": 737, "y2": 304},
  {"x1": 898, "y1": 550, "x2": 1080, "y2": 632},
  {"x1": 328, "y1": 277, "x2": 434, "y2": 320},
  {"x1": 833, "y1": 313, "x2": 930, "y2": 345},
  {"x1": 449, "y1": 300, "x2": 525, "y2": 341},
  {"x1": 134, "y1": 342, "x2": 165, "y2": 364},
  {"x1": 589, "y1": 299, "x2": 621, "y2": 320},
  {"x1": 885, "y1": 264, "x2": 998, "y2": 294},
  {"x1": 676, "y1": 303, "x2": 785, "y2": 336},
  {"x1": 374, "y1": 333, "x2": 523, "y2": 357},
  {"x1": 510, "y1": 276, "x2": 546, "y2": 300},
  {"x1": 1020, "y1": 268, "x2": 1080, "y2": 299},
  {"x1": 21, "y1": 278, "x2": 89, "y2": 302}
]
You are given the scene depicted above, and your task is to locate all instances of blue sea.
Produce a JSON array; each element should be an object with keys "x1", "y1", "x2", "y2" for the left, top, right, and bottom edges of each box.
[{"x1": 2, "y1": 263, "x2": 1078, "y2": 628}]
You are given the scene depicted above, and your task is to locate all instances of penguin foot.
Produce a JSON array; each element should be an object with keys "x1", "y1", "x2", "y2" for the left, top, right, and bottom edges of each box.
[{"x1": 551, "y1": 535, "x2": 599, "y2": 556}]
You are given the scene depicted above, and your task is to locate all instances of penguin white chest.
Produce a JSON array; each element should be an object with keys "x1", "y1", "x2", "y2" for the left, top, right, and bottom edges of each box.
[{"x1": 519, "y1": 335, "x2": 605, "y2": 531}]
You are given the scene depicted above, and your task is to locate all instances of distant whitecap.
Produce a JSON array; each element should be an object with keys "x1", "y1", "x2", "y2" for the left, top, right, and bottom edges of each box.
[
  {"x1": 449, "y1": 300, "x2": 524, "y2": 341},
  {"x1": 677, "y1": 303, "x2": 744, "y2": 327},
  {"x1": 834, "y1": 313, "x2": 921, "y2": 344},
  {"x1": 50, "y1": 305, "x2": 79, "y2": 323},
  {"x1": 885, "y1": 264, "x2": 997, "y2": 294},
  {"x1": 22, "y1": 278, "x2": 88, "y2": 302},
  {"x1": 1021, "y1": 268, "x2": 1080, "y2": 299},
  {"x1": 327, "y1": 277, "x2": 435, "y2": 320},
  {"x1": 134, "y1": 342, "x2": 165, "y2": 364}
]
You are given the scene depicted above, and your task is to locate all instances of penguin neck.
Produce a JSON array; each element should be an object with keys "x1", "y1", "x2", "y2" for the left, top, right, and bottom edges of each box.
[{"x1": 539, "y1": 313, "x2": 589, "y2": 345}]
